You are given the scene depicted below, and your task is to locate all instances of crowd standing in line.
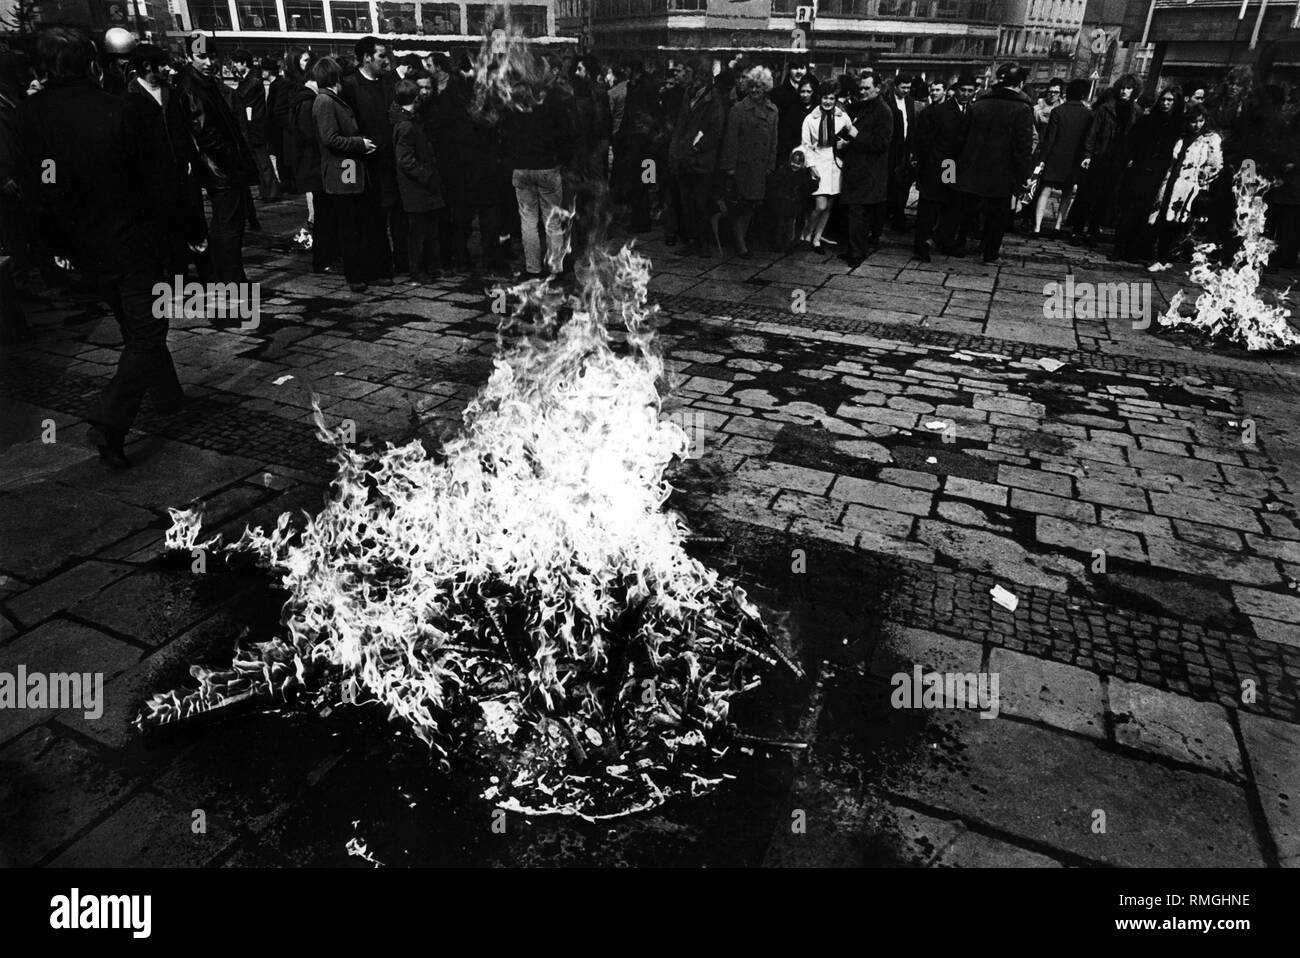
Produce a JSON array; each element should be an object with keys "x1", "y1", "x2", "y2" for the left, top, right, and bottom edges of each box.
[{"x1": 0, "y1": 28, "x2": 1297, "y2": 468}]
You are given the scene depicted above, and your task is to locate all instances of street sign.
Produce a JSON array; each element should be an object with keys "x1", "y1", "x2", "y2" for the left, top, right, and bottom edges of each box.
[{"x1": 795, "y1": 5, "x2": 814, "y2": 22}]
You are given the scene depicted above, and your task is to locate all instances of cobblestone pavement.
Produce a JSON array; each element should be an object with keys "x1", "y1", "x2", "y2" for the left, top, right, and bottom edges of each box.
[{"x1": 2, "y1": 200, "x2": 1300, "y2": 867}]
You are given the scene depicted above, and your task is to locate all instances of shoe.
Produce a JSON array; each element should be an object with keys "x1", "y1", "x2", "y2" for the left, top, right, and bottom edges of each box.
[
  {"x1": 810, "y1": 240, "x2": 823, "y2": 253},
  {"x1": 375, "y1": 278, "x2": 395, "y2": 287},
  {"x1": 88, "y1": 423, "x2": 130, "y2": 469},
  {"x1": 348, "y1": 282, "x2": 368, "y2": 293},
  {"x1": 428, "y1": 270, "x2": 444, "y2": 281},
  {"x1": 410, "y1": 274, "x2": 430, "y2": 285},
  {"x1": 738, "y1": 248, "x2": 752, "y2": 259},
  {"x1": 913, "y1": 247, "x2": 932, "y2": 263},
  {"x1": 939, "y1": 245, "x2": 966, "y2": 258},
  {"x1": 982, "y1": 254, "x2": 1000, "y2": 265}
]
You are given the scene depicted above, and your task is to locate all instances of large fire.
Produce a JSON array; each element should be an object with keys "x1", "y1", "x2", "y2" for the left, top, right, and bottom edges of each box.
[{"x1": 141, "y1": 245, "x2": 780, "y2": 819}]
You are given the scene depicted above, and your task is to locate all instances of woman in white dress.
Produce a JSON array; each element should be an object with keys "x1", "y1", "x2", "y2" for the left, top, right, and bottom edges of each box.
[{"x1": 800, "y1": 80, "x2": 855, "y2": 251}]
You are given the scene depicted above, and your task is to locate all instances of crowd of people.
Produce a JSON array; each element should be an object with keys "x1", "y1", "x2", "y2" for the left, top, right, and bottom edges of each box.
[{"x1": 0, "y1": 26, "x2": 1297, "y2": 468}]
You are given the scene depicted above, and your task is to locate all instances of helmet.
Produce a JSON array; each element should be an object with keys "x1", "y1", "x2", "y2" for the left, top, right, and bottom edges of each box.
[{"x1": 104, "y1": 27, "x2": 138, "y2": 57}]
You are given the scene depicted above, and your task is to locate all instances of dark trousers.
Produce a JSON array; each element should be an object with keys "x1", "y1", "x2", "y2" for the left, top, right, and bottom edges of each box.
[
  {"x1": 846, "y1": 202, "x2": 885, "y2": 258},
  {"x1": 887, "y1": 167, "x2": 912, "y2": 227},
  {"x1": 473, "y1": 203, "x2": 504, "y2": 266},
  {"x1": 675, "y1": 169, "x2": 712, "y2": 251},
  {"x1": 251, "y1": 143, "x2": 280, "y2": 201},
  {"x1": 914, "y1": 195, "x2": 962, "y2": 251},
  {"x1": 205, "y1": 185, "x2": 246, "y2": 284},
  {"x1": 91, "y1": 265, "x2": 182, "y2": 434},
  {"x1": 407, "y1": 210, "x2": 442, "y2": 275},
  {"x1": 356, "y1": 185, "x2": 393, "y2": 281},
  {"x1": 661, "y1": 167, "x2": 680, "y2": 242},
  {"x1": 968, "y1": 194, "x2": 1012, "y2": 260},
  {"x1": 446, "y1": 188, "x2": 473, "y2": 267},
  {"x1": 311, "y1": 189, "x2": 338, "y2": 273},
  {"x1": 317, "y1": 191, "x2": 368, "y2": 283},
  {"x1": 386, "y1": 204, "x2": 408, "y2": 273}
]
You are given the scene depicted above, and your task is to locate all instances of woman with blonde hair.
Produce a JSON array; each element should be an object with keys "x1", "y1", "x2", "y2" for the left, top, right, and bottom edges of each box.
[{"x1": 718, "y1": 65, "x2": 779, "y2": 257}]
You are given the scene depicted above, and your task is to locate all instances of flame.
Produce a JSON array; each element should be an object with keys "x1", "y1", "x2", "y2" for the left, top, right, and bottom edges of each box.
[
  {"x1": 164, "y1": 502, "x2": 206, "y2": 551},
  {"x1": 143, "y1": 246, "x2": 774, "y2": 818},
  {"x1": 1159, "y1": 163, "x2": 1300, "y2": 351}
]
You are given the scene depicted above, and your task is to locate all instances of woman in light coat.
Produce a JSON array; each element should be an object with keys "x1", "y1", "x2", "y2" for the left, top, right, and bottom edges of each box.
[
  {"x1": 800, "y1": 78, "x2": 853, "y2": 250},
  {"x1": 1148, "y1": 105, "x2": 1223, "y2": 271}
]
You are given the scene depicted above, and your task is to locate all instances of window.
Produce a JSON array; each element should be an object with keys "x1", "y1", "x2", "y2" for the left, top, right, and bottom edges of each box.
[
  {"x1": 236, "y1": 0, "x2": 280, "y2": 29},
  {"x1": 667, "y1": 0, "x2": 704, "y2": 10},
  {"x1": 284, "y1": 0, "x2": 326, "y2": 29},
  {"x1": 466, "y1": 4, "x2": 547, "y2": 35},
  {"x1": 330, "y1": 0, "x2": 373, "y2": 31},
  {"x1": 420, "y1": 2, "x2": 461, "y2": 33},
  {"x1": 378, "y1": 1, "x2": 416, "y2": 31},
  {"x1": 190, "y1": 0, "x2": 231, "y2": 29}
]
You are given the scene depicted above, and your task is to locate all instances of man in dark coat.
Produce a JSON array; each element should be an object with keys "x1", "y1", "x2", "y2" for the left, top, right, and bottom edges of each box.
[
  {"x1": 770, "y1": 55, "x2": 809, "y2": 161},
  {"x1": 19, "y1": 27, "x2": 183, "y2": 467},
  {"x1": 340, "y1": 35, "x2": 399, "y2": 281},
  {"x1": 176, "y1": 31, "x2": 256, "y2": 284},
  {"x1": 420, "y1": 53, "x2": 474, "y2": 271},
  {"x1": 123, "y1": 44, "x2": 206, "y2": 280},
  {"x1": 839, "y1": 72, "x2": 893, "y2": 268},
  {"x1": 667, "y1": 57, "x2": 725, "y2": 258},
  {"x1": 913, "y1": 74, "x2": 974, "y2": 260},
  {"x1": 231, "y1": 49, "x2": 279, "y2": 201},
  {"x1": 956, "y1": 62, "x2": 1034, "y2": 263},
  {"x1": 884, "y1": 74, "x2": 917, "y2": 232},
  {"x1": 263, "y1": 57, "x2": 289, "y2": 192}
]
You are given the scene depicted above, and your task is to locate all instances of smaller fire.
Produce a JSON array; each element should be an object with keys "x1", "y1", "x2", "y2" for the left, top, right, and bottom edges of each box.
[{"x1": 1160, "y1": 163, "x2": 1300, "y2": 351}]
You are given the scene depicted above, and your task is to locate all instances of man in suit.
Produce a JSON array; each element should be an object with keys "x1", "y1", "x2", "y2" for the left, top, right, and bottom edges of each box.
[
  {"x1": 913, "y1": 75, "x2": 973, "y2": 261},
  {"x1": 20, "y1": 27, "x2": 183, "y2": 467},
  {"x1": 956, "y1": 62, "x2": 1035, "y2": 264},
  {"x1": 885, "y1": 73, "x2": 917, "y2": 232}
]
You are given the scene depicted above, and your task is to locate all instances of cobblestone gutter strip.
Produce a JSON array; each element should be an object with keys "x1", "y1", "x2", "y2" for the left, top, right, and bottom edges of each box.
[
  {"x1": 660, "y1": 294, "x2": 1300, "y2": 395},
  {"x1": 700, "y1": 514, "x2": 1300, "y2": 725}
]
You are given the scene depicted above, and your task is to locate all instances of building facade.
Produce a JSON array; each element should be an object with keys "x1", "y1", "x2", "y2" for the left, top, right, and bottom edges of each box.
[
  {"x1": 995, "y1": 0, "x2": 1085, "y2": 84},
  {"x1": 561, "y1": 0, "x2": 1004, "y2": 80},
  {"x1": 1122, "y1": 0, "x2": 1300, "y2": 87},
  {"x1": 166, "y1": 0, "x2": 570, "y2": 57}
]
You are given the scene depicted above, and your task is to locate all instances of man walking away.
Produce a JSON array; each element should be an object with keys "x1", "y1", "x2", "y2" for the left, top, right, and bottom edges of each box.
[
  {"x1": 957, "y1": 62, "x2": 1034, "y2": 264},
  {"x1": 20, "y1": 27, "x2": 183, "y2": 468}
]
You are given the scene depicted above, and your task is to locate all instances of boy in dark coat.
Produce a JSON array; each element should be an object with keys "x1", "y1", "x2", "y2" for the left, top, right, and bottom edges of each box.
[{"x1": 391, "y1": 79, "x2": 444, "y2": 283}]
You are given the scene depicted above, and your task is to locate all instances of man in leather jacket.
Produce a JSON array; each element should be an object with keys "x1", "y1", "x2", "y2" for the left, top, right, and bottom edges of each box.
[{"x1": 176, "y1": 31, "x2": 255, "y2": 285}]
